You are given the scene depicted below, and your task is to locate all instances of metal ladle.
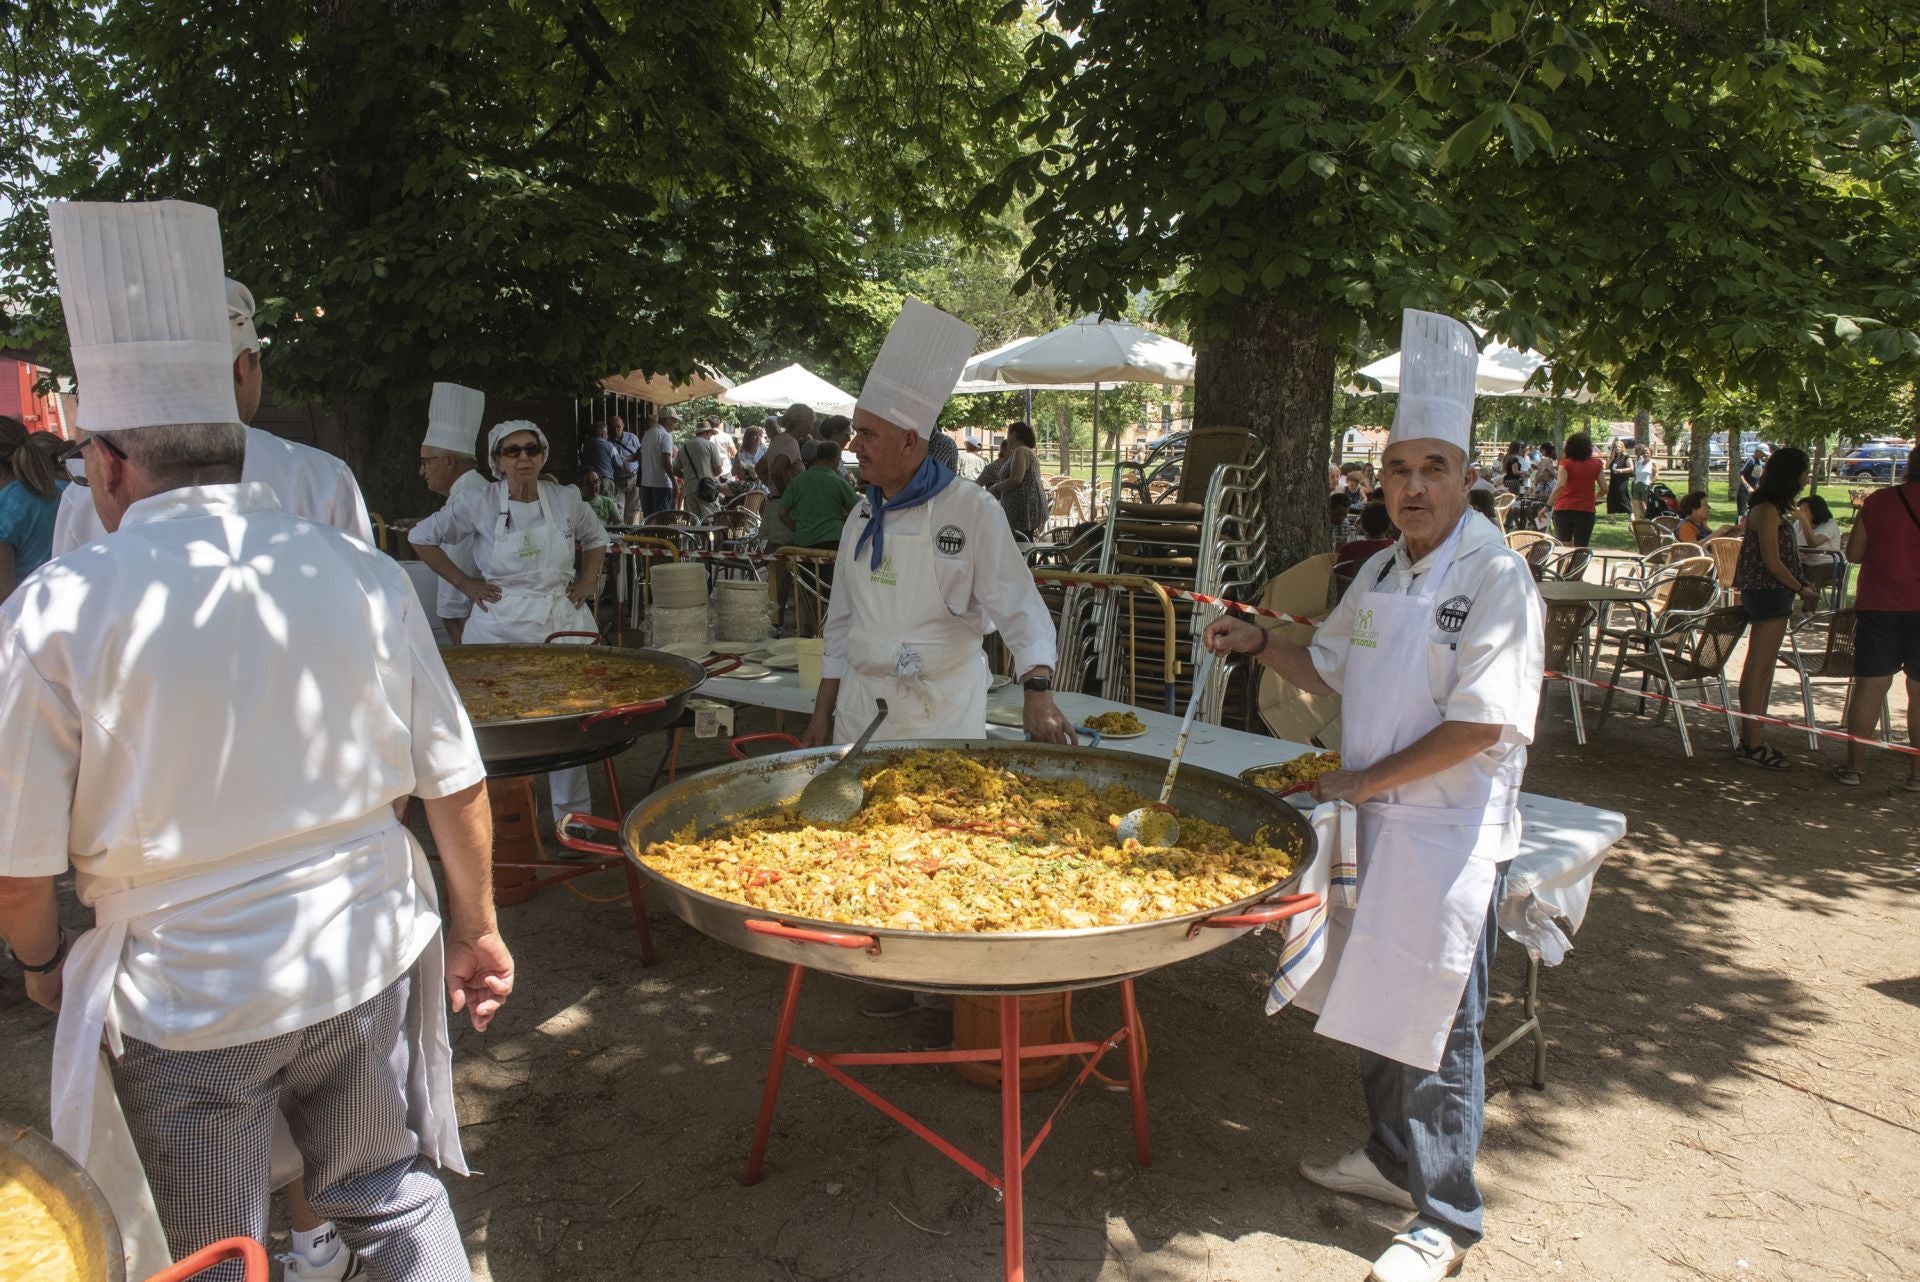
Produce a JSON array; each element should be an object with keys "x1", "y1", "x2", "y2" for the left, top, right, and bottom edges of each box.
[
  {"x1": 796, "y1": 699, "x2": 889, "y2": 824},
  {"x1": 1115, "y1": 645, "x2": 1219, "y2": 847}
]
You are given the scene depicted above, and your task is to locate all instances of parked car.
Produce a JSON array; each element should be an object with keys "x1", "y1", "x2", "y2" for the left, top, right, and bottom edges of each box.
[
  {"x1": 1835, "y1": 441, "x2": 1913, "y2": 482},
  {"x1": 1706, "y1": 432, "x2": 1771, "y2": 473}
]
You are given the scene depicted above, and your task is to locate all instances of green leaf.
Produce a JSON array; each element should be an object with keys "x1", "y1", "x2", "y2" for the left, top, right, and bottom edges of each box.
[
  {"x1": 1307, "y1": 152, "x2": 1336, "y2": 179},
  {"x1": 1205, "y1": 101, "x2": 1228, "y2": 136},
  {"x1": 1437, "y1": 107, "x2": 1499, "y2": 170}
]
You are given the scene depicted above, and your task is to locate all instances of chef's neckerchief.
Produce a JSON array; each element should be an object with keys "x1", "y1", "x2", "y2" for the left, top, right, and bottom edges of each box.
[{"x1": 855, "y1": 453, "x2": 955, "y2": 570}]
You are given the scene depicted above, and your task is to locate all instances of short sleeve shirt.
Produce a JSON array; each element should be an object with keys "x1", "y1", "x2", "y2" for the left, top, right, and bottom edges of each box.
[{"x1": 0, "y1": 478, "x2": 66, "y2": 582}]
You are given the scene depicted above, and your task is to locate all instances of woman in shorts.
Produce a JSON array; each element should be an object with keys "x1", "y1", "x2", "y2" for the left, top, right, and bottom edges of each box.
[
  {"x1": 1731, "y1": 447, "x2": 1820, "y2": 769},
  {"x1": 1836, "y1": 442, "x2": 1920, "y2": 788}
]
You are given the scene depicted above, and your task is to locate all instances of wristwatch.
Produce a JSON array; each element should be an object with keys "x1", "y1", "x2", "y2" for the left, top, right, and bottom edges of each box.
[
  {"x1": 1021, "y1": 675, "x2": 1053, "y2": 693},
  {"x1": 8, "y1": 929, "x2": 68, "y2": 975}
]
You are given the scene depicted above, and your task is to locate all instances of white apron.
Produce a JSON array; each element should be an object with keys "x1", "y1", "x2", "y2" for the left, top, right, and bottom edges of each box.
[
  {"x1": 436, "y1": 470, "x2": 488, "y2": 622},
  {"x1": 462, "y1": 483, "x2": 595, "y2": 645},
  {"x1": 50, "y1": 819, "x2": 464, "y2": 1278},
  {"x1": 834, "y1": 502, "x2": 988, "y2": 742},
  {"x1": 1293, "y1": 518, "x2": 1510, "y2": 1071}
]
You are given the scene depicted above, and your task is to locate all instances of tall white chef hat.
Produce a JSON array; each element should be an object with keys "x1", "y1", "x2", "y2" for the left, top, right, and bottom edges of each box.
[
  {"x1": 227, "y1": 277, "x2": 260, "y2": 357},
  {"x1": 487, "y1": 419, "x2": 548, "y2": 456},
  {"x1": 854, "y1": 297, "x2": 980, "y2": 439},
  {"x1": 424, "y1": 382, "x2": 485, "y2": 455},
  {"x1": 1387, "y1": 309, "x2": 1478, "y2": 454},
  {"x1": 51, "y1": 199, "x2": 241, "y2": 432}
]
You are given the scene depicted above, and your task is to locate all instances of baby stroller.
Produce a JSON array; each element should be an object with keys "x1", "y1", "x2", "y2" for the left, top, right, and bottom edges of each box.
[
  {"x1": 1506, "y1": 493, "x2": 1549, "y2": 532},
  {"x1": 1641, "y1": 482, "x2": 1678, "y2": 521}
]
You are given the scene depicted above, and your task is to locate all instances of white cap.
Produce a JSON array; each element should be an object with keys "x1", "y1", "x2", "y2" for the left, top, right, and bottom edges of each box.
[
  {"x1": 1387, "y1": 309, "x2": 1477, "y2": 452},
  {"x1": 854, "y1": 297, "x2": 979, "y2": 439},
  {"x1": 51, "y1": 200, "x2": 241, "y2": 432},
  {"x1": 424, "y1": 382, "x2": 485, "y2": 455},
  {"x1": 226, "y1": 277, "x2": 260, "y2": 357},
  {"x1": 487, "y1": 419, "x2": 547, "y2": 457}
]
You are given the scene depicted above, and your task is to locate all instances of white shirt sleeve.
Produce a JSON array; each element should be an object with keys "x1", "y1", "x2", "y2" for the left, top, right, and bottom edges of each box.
[
  {"x1": 1443, "y1": 554, "x2": 1545, "y2": 743},
  {"x1": 819, "y1": 516, "x2": 860, "y2": 681},
  {"x1": 0, "y1": 617, "x2": 80, "y2": 877},
  {"x1": 332, "y1": 462, "x2": 375, "y2": 545},
  {"x1": 395, "y1": 580, "x2": 487, "y2": 797},
  {"x1": 967, "y1": 504, "x2": 1058, "y2": 674},
  {"x1": 408, "y1": 483, "x2": 487, "y2": 549}
]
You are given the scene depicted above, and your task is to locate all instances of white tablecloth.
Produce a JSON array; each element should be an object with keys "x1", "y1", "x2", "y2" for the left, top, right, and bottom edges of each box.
[{"x1": 700, "y1": 673, "x2": 1625, "y2": 962}]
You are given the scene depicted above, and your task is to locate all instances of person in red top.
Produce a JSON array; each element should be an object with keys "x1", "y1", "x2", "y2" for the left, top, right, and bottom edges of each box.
[
  {"x1": 1546, "y1": 432, "x2": 1606, "y2": 545},
  {"x1": 1839, "y1": 441, "x2": 1920, "y2": 788}
]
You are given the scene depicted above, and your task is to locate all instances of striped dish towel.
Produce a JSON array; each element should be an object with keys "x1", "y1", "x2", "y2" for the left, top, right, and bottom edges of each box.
[{"x1": 1265, "y1": 800, "x2": 1358, "y2": 1014}]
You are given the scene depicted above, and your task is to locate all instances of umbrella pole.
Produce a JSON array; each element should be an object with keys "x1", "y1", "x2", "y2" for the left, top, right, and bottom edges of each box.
[{"x1": 1092, "y1": 383, "x2": 1100, "y2": 497}]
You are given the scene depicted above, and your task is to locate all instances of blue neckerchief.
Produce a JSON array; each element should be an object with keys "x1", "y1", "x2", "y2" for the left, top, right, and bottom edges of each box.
[{"x1": 854, "y1": 453, "x2": 955, "y2": 570}]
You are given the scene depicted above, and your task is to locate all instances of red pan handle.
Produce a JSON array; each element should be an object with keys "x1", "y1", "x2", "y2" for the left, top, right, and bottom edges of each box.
[
  {"x1": 1188, "y1": 892, "x2": 1321, "y2": 938},
  {"x1": 745, "y1": 918, "x2": 880, "y2": 953},
  {"x1": 728, "y1": 732, "x2": 804, "y2": 760},
  {"x1": 700, "y1": 654, "x2": 743, "y2": 678},
  {"x1": 581, "y1": 698, "x2": 670, "y2": 729},
  {"x1": 144, "y1": 1237, "x2": 269, "y2": 1282},
  {"x1": 555, "y1": 812, "x2": 621, "y2": 857},
  {"x1": 544, "y1": 630, "x2": 604, "y2": 644}
]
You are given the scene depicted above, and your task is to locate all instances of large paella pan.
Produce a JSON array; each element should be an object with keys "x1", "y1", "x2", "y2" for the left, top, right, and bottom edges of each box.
[
  {"x1": 619, "y1": 741, "x2": 1319, "y2": 994},
  {"x1": 440, "y1": 641, "x2": 733, "y2": 771}
]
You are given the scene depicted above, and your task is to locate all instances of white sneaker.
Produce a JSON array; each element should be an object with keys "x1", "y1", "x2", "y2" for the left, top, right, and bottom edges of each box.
[
  {"x1": 278, "y1": 1245, "x2": 363, "y2": 1280},
  {"x1": 1369, "y1": 1224, "x2": 1466, "y2": 1282},
  {"x1": 1298, "y1": 1148, "x2": 1416, "y2": 1211}
]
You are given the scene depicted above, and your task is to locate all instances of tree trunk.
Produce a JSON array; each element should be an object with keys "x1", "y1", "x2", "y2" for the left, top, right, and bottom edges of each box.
[
  {"x1": 1634, "y1": 406, "x2": 1651, "y2": 448},
  {"x1": 1688, "y1": 416, "x2": 1711, "y2": 493},
  {"x1": 1192, "y1": 290, "x2": 1337, "y2": 572}
]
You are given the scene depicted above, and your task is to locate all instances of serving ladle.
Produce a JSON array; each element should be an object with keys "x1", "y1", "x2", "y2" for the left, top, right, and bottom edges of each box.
[
  {"x1": 1115, "y1": 645, "x2": 1219, "y2": 847},
  {"x1": 796, "y1": 699, "x2": 889, "y2": 824}
]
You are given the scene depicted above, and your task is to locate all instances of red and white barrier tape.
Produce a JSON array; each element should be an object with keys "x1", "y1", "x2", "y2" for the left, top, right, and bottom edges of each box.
[{"x1": 1548, "y1": 670, "x2": 1917, "y2": 757}]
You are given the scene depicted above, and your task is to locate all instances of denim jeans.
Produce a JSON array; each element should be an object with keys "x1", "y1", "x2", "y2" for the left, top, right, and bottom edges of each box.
[{"x1": 1359, "y1": 863, "x2": 1506, "y2": 1246}]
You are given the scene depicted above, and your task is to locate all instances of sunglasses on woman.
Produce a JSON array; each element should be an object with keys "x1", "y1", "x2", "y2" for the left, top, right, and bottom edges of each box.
[
  {"x1": 53, "y1": 434, "x2": 128, "y2": 487},
  {"x1": 495, "y1": 443, "x2": 546, "y2": 459}
]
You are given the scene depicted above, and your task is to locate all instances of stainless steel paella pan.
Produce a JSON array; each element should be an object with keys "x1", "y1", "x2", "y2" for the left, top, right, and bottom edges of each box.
[{"x1": 618, "y1": 740, "x2": 1320, "y2": 995}]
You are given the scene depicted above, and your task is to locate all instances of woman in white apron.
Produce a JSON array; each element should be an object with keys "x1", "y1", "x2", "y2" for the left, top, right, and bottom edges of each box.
[{"x1": 411, "y1": 421, "x2": 611, "y2": 825}]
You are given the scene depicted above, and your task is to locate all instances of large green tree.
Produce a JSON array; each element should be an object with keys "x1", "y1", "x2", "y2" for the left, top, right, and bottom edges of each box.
[
  {"x1": 0, "y1": 0, "x2": 1024, "y2": 514},
  {"x1": 988, "y1": 0, "x2": 1920, "y2": 569}
]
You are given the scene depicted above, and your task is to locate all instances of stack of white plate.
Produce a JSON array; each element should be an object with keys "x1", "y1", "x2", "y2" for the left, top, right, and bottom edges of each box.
[
  {"x1": 650, "y1": 563, "x2": 708, "y2": 609},
  {"x1": 649, "y1": 605, "x2": 709, "y2": 647},
  {"x1": 712, "y1": 579, "x2": 771, "y2": 647}
]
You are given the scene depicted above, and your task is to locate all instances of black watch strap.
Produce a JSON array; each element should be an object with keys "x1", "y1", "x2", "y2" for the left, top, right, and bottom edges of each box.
[
  {"x1": 1022, "y1": 675, "x2": 1053, "y2": 693},
  {"x1": 10, "y1": 930, "x2": 68, "y2": 975}
]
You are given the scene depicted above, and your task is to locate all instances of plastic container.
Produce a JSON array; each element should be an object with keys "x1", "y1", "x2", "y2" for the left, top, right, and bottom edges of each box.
[{"x1": 796, "y1": 638, "x2": 824, "y2": 691}]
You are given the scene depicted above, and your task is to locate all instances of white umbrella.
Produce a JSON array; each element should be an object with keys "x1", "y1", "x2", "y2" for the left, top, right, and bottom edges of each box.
[
  {"x1": 720, "y1": 363, "x2": 856, "y2": 416},
  {"x1": 953, "y1": 337, "x2": 1100, "y2": 394},
  {"x1": 1350, "y1": 334, "x2": 1591, "y2": 401}
]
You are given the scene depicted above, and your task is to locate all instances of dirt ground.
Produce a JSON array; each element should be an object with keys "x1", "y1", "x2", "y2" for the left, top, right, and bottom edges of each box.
[{"x1": 3, "y1": 663, "x2": 1916, "y2": 1282}]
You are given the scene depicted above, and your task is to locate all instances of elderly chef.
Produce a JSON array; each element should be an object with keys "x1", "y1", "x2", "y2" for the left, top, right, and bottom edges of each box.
[
  {"x1": 1204, "y1": 310, "x2": 1544, "y2": 1282},
  {"x1": 799, "y1": 298, "x2": 1072, "y2": 750},
  {"x1": 50, "y1": 275, "x2": 373, "y2": 555},
  {"x1": 409, "y1": 417, "x2": 611, "y2": 828},
  {"x1": 417, "y1": 382, "x2": 489, "y2": 645},
  {"x1": 0, "y1": 199, "x2": 511, "y2": 1282}
]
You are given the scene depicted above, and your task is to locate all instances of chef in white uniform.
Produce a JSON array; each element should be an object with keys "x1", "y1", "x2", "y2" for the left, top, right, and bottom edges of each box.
[
  {"x1": 417, "y1": 382, "x2": 489, "y2": 645},
  {"x1": 409, "y1": 419, "x2": 611, "y2": 827},
  {"x1": 49, "y1": 276, "x2": 373, "y2": 555},
  {"x1": 0, "y1": 199, "x2": 512, "y2": 1282},
  {"x1": 799, "y1": 298, "x2": 1071, "y2": 749},
  {"x1": 1205, "y1": 310, "x2": 1544, "y2": 1282}
]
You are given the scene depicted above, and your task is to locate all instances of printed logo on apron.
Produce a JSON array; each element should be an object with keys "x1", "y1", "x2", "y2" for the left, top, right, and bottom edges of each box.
[
  {"x1": 870, "y1": 554, "x2": 898, "y2": 587},
  {"x1": 936, "y1": 524, "x2": 966, "y2": 555},
  {"x1": 1435, "y1": 594, "x2": 1472, "y2": 633},
  {"x1": 1350, "y1": 608, "x2": 1379, "y2": 649}
]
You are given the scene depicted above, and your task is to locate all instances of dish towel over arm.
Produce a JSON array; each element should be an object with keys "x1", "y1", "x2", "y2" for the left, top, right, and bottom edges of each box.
[{"x1": 1265, "y1": 800, "x2": 1357, "y2": 1014}]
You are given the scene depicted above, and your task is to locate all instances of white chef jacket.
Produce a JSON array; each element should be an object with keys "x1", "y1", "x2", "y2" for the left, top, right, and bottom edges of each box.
[
  {"x1": 406, "y1": 476, "x2": 612, "y2": 567},
  {"x1": 50, "y1": 426, "x2": 373, "y2": 556},
  {"x1": 0, "y1": 482, "x2": 486, "y2": 1048},
  {"x1": 821, "y1": 480, "x2": 1058, "y2": 681},
  {"x1": 1307, "y1": 508, "x2": 1544, "y2": 852},
  {"x1": 639, "y1": 424, "x2": 675, "y2": 488},
  {"x1": 435, "y1": 467, "x2": 490, "y2": 620}
]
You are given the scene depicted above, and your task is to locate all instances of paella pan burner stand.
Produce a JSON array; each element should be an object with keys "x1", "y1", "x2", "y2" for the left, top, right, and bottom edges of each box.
[
  {"x1": 739, "y1": 901, "x2": 1316, "y2": 1282},
  {"x1": 472, "y1": 634, "x2": 737, "y2": 966}
]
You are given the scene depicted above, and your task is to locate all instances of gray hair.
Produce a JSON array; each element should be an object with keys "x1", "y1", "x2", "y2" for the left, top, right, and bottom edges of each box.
[{"x1": 113, "y1": 422, "x2": 247, "y2": 488}]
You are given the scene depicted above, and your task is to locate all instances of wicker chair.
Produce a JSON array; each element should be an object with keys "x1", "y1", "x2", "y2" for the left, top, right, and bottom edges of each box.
[
  {"x1": 1596, "y1": 569, "x2": 1718, "y2": 660},
  {"x1": 1539, "y1": 546, "x2": 1593, "y2": 583},
  {"x1": 1523, "y1": 538, "x2": 1557, "y2": 580},
  {"x1": 1506, "y1": 530, "x2": 1555, "y2": 555},
  {"x1": 1628, "y1": 520, "x2": 1670, "y2": 554},
  {"x1": 1779, "y1": 609, "x2": 1894, "y2": 749},
  {"x1": 1612, "y1": 542, "x2": 1705, "y2": 592},
  {"x1": 1595, "y1": 605, "x2": 1749, "y2": 756},
  {"x1": 1542, "y1": 600, "x2": 1598, "y2": 745},
  {"x1": 1704, "y1": 537, "x2": 1744, "y2": 600}
]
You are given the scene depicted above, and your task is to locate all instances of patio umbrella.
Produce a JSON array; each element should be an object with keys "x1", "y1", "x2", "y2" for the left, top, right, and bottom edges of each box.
[
  {"x1": 720, "y1": 363, "x2": 856, "y2": 416},
  {"x1": 1350, "y1": 334, "x2": 1591, "y2": 400},
  {"x1": 600, "y1": 368, "x2": 733, "y2": 406}
]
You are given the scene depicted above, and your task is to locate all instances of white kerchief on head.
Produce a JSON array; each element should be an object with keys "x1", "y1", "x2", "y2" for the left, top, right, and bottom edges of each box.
[
  {"x1": 424, "y1": 383, "x2": 485, "y2": 455},
  {"x1": 855, "y1": 297, "x2": 980, "y2": 439},
  {"x1": 226, "y1": 277, "x2": 260, "y2": 357},
  {"x1": 51, "y1": 200, "x2": 241, "y2": 432},
  {"x1": 487, "y1": 419, "x2": 547, "y2": 457},
  {"x1": 1387, "y1": 309, "x2": 1477, "y2": 453}
]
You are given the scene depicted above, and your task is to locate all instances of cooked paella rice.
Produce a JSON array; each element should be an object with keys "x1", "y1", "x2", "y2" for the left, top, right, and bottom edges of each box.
[
  {"x1": 642, "y1": 750, "x2": 1301, "y2": 932},
  {"x1": 442, "y1": 647, "x2": 685, "y2": 722},
  {"x1": 1083, "y1": 710, "x2": 1147, "y2": 735},
  {"x1": 1245, "y1": 752, "x2": 1342, "y2": 792}
]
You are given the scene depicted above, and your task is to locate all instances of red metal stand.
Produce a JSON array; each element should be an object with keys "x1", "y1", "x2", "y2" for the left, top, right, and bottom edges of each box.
[
  {"x1": 544, "y1": 757, "x2": 655, "y2": 965},
  {"x1": 743, "y1": 964, "x2": 1152, "y2": 1282}
]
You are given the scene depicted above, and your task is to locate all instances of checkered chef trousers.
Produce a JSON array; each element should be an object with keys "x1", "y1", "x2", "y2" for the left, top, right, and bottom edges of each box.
[{"x1": 109, "y1": 975, "x2": 471, "y2": 1282}]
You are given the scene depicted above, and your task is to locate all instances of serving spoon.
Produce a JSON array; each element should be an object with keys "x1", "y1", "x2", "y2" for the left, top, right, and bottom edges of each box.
[
  {"x1": 796, "y1": 699, "x2": 889, "y2": 824},
  {"x1": 1115, "y1": 646, "x2": 1219, "y2": 847}
]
